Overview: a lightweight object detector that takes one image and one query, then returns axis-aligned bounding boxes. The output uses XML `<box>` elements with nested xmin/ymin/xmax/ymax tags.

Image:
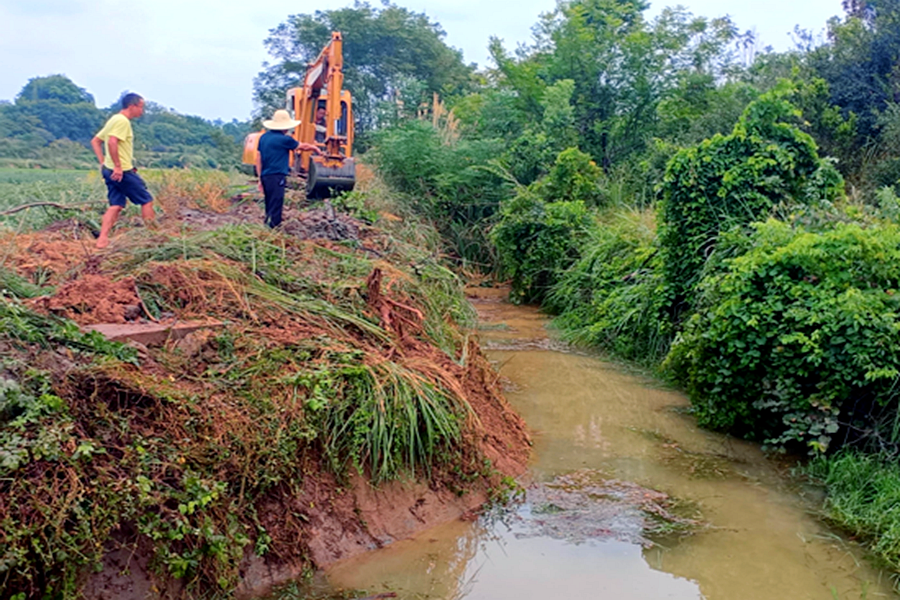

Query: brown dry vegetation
<box><xmin>0</xmin><ymin>174</ymin><xmax>530</xmax><ymax>599</ymax></box>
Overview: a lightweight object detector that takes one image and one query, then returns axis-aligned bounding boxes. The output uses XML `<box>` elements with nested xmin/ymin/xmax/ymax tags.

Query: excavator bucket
<box><xmin>307</xmin><ymin>157</ymin><xmax>356</xmax><ymax>199</ymax></box>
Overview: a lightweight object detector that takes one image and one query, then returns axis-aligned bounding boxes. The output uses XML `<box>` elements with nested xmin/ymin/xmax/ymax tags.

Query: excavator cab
<box><xmin>287</xmin><ymin>87</ymin><xmax>355</xmax><ymax>198</ymax></box>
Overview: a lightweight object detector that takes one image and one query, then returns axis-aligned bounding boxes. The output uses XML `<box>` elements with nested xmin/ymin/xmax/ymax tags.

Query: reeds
<box><xmin>547</xmin><ymin>205</ymin><xmax>670</xmax><ymax>365</ymax></box>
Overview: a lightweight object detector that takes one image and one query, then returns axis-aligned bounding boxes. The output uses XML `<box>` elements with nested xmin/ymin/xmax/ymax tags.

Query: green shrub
<box><xmin>371</xmin><ymin>120</ymin><xmax>508</xmax><ymax>268</ymax></box>
<box><xmin>497</xmin><ymin>79</ymin><xmax>578</xmax><ymax>187</ymax></box>
<box><xmin>501</xmin><ymin>130</ymin><xmax>556</xmax><ymax>186</ymax></box>
<box><xmin>548</xmin><ymin>207</ymin><xmax>669</xmax><ymax>364</ymax></box>
<box><xmin>666</xmin><ymin>219</ymin><xmax>900</xmax><ymax>452</ymax></box>
<box><xmin>539</xmin><ymin>147</ymin><xmax>606</xmax><ymax>207</ymax></box>
<box><xmin>658</xmin><ymin>84</ymin><xmax>845</xmax><ymax>323</ymax></box>
<box><xmin>492</xmin><ymin>189</ymin><xmax>595</xmax><ymax>304</ymax></box>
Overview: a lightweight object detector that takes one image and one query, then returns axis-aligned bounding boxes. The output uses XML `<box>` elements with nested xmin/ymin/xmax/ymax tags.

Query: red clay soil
<box><xmin>30</xmin><ymin>274</ymin><xmax>142</xmax><ymax>324</ymax></box>
<box><xmin>5</xmin><ymin>209</ymin><xmax>532</xmax><ymax>600</ymax></box>
<box><xmin>1</xmin><ymin>231</ymin><xmax>96</xmax><ymax>284</ymax></box>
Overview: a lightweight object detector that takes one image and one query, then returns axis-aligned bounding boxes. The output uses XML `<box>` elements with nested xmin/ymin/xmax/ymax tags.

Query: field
<box><xmin>0</xmin><ymin>168</ymin><xmax>252</xmax><ymax>233</ymax></box>
<box><xmin>0</xmin><ymin>168</ymin><xmax>102</xmax><ymax>230</ymax></box>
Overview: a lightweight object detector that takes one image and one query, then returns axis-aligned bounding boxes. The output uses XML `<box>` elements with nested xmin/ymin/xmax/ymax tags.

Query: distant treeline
<box><xmin>0</xmin><ymin>75</ymin><xmax>253</xmax><ymax>169</ymax></box>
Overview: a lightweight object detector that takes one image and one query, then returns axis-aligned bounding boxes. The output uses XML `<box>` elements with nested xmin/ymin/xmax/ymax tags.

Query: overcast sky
<box><xmin>0</xmin><ymin>0</ymin><xmax>844</xmax><ymax>122</ymax></box>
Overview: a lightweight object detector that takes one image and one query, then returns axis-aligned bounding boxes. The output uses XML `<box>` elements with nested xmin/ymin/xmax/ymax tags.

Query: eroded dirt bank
<box><xmin>0</xmin><ymin>192</ymin><xmax>530</xmax><ymax>599</ymax></box>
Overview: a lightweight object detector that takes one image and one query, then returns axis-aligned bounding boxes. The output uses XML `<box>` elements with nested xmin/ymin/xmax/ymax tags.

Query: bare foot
<box><xmin>96</xmin><ymin>237</ymin><xmax>110</xmax><ymax>249</ymax></box>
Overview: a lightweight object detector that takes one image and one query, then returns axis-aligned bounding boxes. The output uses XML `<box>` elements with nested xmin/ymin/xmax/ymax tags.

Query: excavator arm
<box><xmin>291</xmin><ymin>32</ymin><xmax>355</xmax><ymax>197</ymax></box>
<box><xmin>300</xmin><ymin>32</ymin><xmax>346</xmax><ymax>159</ymax></box>
<box><xmin>243</xmin><ymin>31</ymin><xmax>355</xmax><ymax>198</ymax></box>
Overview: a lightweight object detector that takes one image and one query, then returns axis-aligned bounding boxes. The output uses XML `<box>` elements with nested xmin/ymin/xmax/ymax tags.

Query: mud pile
<box><xmin>176</xmin><ymin>198</ymin><xmax>361</xmax><ymax>242</ymax></box>
<box><xmin>0</xmin><ymin>195</ymin><xmax>530</xmax><ymax>599</ymax></box>
<box><xmin>31</xmin><ymin>274</ymin><xmax>143</xmax><ymax>324</ymax></box>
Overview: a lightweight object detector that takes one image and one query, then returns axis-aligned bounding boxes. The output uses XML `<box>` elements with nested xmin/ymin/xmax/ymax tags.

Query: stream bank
<box><xmin>299</xmin><ymin>287</ymin><xmax>897</xmax><ymax>600</ymax></box>
<box><xmin>0</xmin><ymin>194</ymin><xmax>531</xmax><ymax>599</ymax></box>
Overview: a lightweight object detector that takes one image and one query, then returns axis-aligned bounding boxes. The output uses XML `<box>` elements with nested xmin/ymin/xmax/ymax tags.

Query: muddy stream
<box><xmin>281</xmin><ymin>289</ymin><xmax>897</xmax><ymax>600</ymax></box>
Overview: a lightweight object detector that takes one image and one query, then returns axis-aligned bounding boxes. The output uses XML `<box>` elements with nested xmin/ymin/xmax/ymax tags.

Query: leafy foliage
<box><xmin>658</xmin><ymin>85</ymin><xmax>845</xmax><ymax>321</ymax></box>
<box><xmin>490</xmin><ymin>1</ymin><xmax>739</xmax><ymax>169</ymax></box>
<box><xmin>492</xmin><ymin>189</ymin><xmax>595</xmax><ymax>304</ymax></box>
<box><xmin>370</xmin><ymin>119</ymin><xmax>508</xmax><ymax>267</ymax></box>
<box><xmin>254</xmin><ymin>1</ymin><xmax>474</xmax><ymax>136</ymax></box>
<box><xmin>666</xmin><ymin>220</ymin><xmax>900</xmax><ymax>452</ymax></box>
<box><xmin>539</xmin><ymin>147</ymin><xmax>606</xmax><ymax>206</ymax></box>
<box><xmin>804</xmin><ymin>0</ymin><xmax>900</xmax><ymax>187</ymax></box>
<box><xmin>547</xmin><ymin>207</ymin><xmax>669</xmax><ymax>364</ymax></box>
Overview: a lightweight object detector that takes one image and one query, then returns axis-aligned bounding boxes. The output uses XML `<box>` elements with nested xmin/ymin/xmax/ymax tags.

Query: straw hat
<box><xmin>263</xmin><ymin>109</ymin><xmax>301</xmax><ymax>130</ymax></box>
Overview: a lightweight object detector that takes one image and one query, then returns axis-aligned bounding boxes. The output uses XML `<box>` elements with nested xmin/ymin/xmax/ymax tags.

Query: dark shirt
<box><xmin>258</xmin><ymin>130</ymin><xmax>299</xmax><ymax>176</ymax></box>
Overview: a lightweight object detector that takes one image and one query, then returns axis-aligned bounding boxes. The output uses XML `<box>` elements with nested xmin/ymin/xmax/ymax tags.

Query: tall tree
<box><xmin>810</xmin><ymin>0</ymin><xmax>900</xmax><ymax>139</ymax></box>
<box><xmin>489</xmin><ymin>0</ymin><xmax>737</xmax><ymax>170</ymax></box>
<box><xmin>13</xmin><ymin>75</ymin><xmax>103</xmax><ymax>144</ymax></box>
<box><xmin>16</xmin><ymin>75</ymin><xmax>95</xmax><ymax>105</ymax></box>
<box><xmin>254</xmin><ymin>1</ymin><xmax>476</xmax><ymax>134</ymax></box>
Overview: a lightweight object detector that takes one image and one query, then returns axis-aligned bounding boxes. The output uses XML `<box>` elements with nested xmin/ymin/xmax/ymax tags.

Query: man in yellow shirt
<box><xmin>90</xmin><ymin>93</ymin><xmax>155</xmax><ymax>249</ymax></box>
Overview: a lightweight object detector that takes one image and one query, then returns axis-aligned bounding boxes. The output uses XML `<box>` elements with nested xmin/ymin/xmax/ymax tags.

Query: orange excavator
<box><xmin>243</xmin><ymin>31</ymin><xmax>355</xmax><ymax>198</ymax></box>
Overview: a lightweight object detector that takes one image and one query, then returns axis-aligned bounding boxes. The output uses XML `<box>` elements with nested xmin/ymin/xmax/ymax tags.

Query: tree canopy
<box><xmin>253</xmin><ymin>1</ymin><xmax>476</xmax><ymax>135</ymax></box>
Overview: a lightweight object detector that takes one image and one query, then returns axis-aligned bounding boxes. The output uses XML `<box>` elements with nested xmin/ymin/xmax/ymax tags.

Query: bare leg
<box><xmin>96</xmin><ymin>205</ymin><xmax>123</xmax><ymax>249</ymax></box>
<box><xmin>141</xmin><ymin>201</ymin><xmax>156</xmax><ymax>226</ymax></box>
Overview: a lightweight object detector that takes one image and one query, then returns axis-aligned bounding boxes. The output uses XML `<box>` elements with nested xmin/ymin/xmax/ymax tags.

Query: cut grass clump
<box><xmin>298</xmin><ymin>358</ymin><xmax>464</xmax><ymax>482</ymax></box>
<box><xmin>808</xmin><ymin>451</ymin><xmax>900</xmax><ymax>571</ymax></box>
<box><xmin>0</xmin><ymin>267</ymin><xmax>47</xmax><ymax>299</ymax></box>
<box><xmin>0</xmin><ymin>192</ymin><xmax>504</xmax><ymax>597</ymax></box>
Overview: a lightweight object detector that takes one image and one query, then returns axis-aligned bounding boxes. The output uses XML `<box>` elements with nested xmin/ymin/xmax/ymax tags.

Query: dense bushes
<box><xmin>492</xmin><ymin>190</ymin><xmax>594</xmax><ymax>304</ymax></box>
<box><xmin>370</xmin><ymin>120</ymin><xmax>508</xmax><ymax>268</ymax></box>
<box><xmin>547</xmin><ymin>208</ymin><xmax>669</xmax><ymax>364</ymax></box>
<box><xmin>492</xmin><ymin>146</ymin><xmax>605</xmax><ymax>303</ymax></box>
<box><xmin>539</xmin><ymin>147</ymin><xmax>606</xmax><ymax>206</ymax></box>
<box><xmin>658</xmin><ymin>87</ymin><xmax>845</xmax><ymax>321</ymax></box>
<box><xmin>667</xmin><ymin>220</ymin><xmax>900</xmax><ymax>451</ymax></box>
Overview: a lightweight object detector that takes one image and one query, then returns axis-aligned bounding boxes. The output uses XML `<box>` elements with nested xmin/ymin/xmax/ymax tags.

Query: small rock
<box><xmin>123</xmin><ymin>305</ymin><xmax>142</xmax><ymax>321</ymax></box>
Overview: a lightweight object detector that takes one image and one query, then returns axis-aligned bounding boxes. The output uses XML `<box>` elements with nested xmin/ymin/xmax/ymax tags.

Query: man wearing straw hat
<box><xmin>256</xmin><ymin>109</ymin><xmax>320</xmax><ymax>228</ymax></box>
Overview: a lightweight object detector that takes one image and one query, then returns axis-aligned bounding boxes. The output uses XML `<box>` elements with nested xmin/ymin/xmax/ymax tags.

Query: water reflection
<box><xmin>325</xmin><ymin>506</ymin><xmax>703</xmax><ymax>600</ymax></box>
<box><xmin>279</xmin><ymin>289</ymin><xmax>895</xmax><ymax>600</ymax></box>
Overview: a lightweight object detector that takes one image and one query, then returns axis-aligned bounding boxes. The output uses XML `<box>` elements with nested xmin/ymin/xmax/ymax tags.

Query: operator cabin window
<box><xmin>285</xmin><ymin>91</ymin><xmax>297</xmax><ymax>120</ymax></box>
<box><xmin>337</xmin><ymin>102</ymin><xmax>348</xmax><ymax>136</ymax></box>
<box><xmin>314</xmin><ymin>101</ymin><xmax>327</xmax><ymax>143</ymax></box>
<box><xmin>336</xmin><ymin>102</ymin><xmax>349</xmax><ymax>155</ymax></box>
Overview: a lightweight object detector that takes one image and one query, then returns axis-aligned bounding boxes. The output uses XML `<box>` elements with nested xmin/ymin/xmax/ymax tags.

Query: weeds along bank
<box><xmin>0</xmin><ymin>169</ymin><xmax>531</xmax><ymax>598</ymax></box>
<box><xmin>549</xmin><ymin>91</ymin><xmax>900</xmax><ymax>573</ymax></box>
<box><xmin>371</xmin><ymin>84</ymin><xmax>900</xmax><ymax>577</ymax></box>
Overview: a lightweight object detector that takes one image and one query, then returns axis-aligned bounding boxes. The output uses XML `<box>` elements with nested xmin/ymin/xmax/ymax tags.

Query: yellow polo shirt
<box><xmin>95</xmin><ymin>114</ymin><xmax>135</xmax><ymax>170</ymax></box>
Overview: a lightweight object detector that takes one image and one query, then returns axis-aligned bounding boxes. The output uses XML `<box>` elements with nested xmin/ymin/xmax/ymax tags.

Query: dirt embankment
<box><xmin>0</xmin><ymin>195</ymin><xmax>530</xmax><ymax>599</ymax></box>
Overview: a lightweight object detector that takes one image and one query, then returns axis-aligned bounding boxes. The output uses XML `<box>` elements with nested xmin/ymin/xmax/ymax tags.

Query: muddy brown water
<box><xmin>283</xmin><ymin>289</ymin><xmax>898</xmax><ymax>600</ymax></box>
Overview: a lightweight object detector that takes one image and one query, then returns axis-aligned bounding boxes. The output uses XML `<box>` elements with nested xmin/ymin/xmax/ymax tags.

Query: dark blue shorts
<box><xmin>102</xmin><ymin>168</ymin><xmax>154</xmax><ymax>207</ymax></box>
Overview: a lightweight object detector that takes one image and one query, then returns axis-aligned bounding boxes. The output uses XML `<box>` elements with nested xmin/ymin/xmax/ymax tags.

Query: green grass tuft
<box><xmin>808</xmin><ymin>451</ymin><xmax>900</xmax><ymax>572</ymax></box>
